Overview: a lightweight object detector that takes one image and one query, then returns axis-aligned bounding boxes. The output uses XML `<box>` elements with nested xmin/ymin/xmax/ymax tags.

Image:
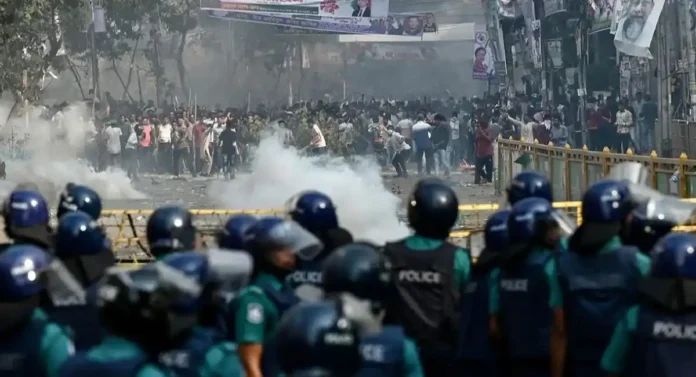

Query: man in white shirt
<box><xmin>448</xmin><ymin>111</ymin><xmax>460</xmax><ymax>166</ymax></box>
<box><xmin>157</xmin><ymin>119</ymin><xmax>173</xmax><ymax>174</ymax></box>
<box><xmin>103</xmin><ymin>122</ymin><xmax>122</xmax><ymax>169</ymax></box>
<box><xmin>308</xmin><ymin>121</ymin><xmax>327</xmax><ymax>155</ymax></box>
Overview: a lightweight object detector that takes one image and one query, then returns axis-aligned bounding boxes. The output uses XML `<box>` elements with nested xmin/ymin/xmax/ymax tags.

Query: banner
<box><xmin>588</xmin><ymin>0</ymin><xmax>618</xmax><ymax>33</ymax></box>
<box><xmin>274</xmin><ymin>12</ymin><xmax>437</xmax><ymax>34</ymax></box>
<box><xmin>201</xmin><ymin>0</ymin><xmax>389</xmax><ymax>18</ymax></box>
<box><xmin>543</xmin><ymin>0</ymin><xmax>566</xmax><ymax>16</ymax></box>
<box><xmin>207</xmin><ymin>10</ymin><xmax>428</xmax><ymax>35</ymax></box>
<box><xmin>613</xmin><ymin>0</ymin><xmax>664</xmax><ymax>57</ymax></box>
<box><xmin>473</xmin><ymin>31</ymin><xmax>496</xmax><ymax>80</ymax></box>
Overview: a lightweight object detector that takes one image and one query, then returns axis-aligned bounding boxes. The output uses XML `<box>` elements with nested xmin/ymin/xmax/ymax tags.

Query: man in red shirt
<box><xmin>475</xmin><ymin>119</ymin><xmax>494</xmax><ymax>184</ymax></box>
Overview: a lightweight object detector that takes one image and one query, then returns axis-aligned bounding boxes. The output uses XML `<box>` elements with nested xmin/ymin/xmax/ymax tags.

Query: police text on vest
<box><xmin>398</xmin><ymin>270</ymin><xmax>441</xmax><ymax>284</ymax></box>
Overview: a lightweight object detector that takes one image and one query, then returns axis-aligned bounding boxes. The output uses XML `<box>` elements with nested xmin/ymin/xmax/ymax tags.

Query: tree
<box><xmin>157</xmin><ymin>0</ymin><xmax>198</xmax><ymax>104</ymax></box>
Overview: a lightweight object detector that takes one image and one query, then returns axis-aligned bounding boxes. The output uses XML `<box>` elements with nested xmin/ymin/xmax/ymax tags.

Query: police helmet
<box><xmin>507</xmin><ymin>197</ymin><xmax>556</xmax><ymax>247</ymax></box>
<box><xmin>581</xmin><ymin>179</ymin><xmax>633</xmax><ymax>223</ymax></box>
<box><xmin>623</xmin><ymin>201</ymin><xmax>677</xmax><ymax>254</ymax></box>
<box><xmin>4</xmin><ymin>190</ymin><xmax>49</xmax><ymax>228</ymax></box>
<box><xmin>407</xmin><ymin>178</ymin><xmax>459</xmax><ymax>239</ymax></box>
<box><xmin>217</xmin><ymin>214</ymin><xmax>257</xmax><ymax>250</ymax></box>
<box><xmin>277</xmin><ymin>301</ymin><xmax>362</xmax><ymax>377</ymax></box>
<box><xmin>321</xmin><ymin>242</ymin><xmax>391</xmax><ymax>303</ymax></box>
<box><xmin>650</xmin><ymin>233</ymin><xmax>696</xmax><ymax>279</ymax></box>
<box><xmin>146</xmin><ymin>206</ymin><xmax>197</xmax><ymax>258</ymax></box>
<box><xmin>507</xmin><ymin>171</ymin><xmax>552</xmax><ymax>206</ymax></box>
<box><xmin>245</xmin><ymin>217</ymin><xmax>323</xmax><ymax>262</ymax></box>
<box><xmin>286</xmin><ymin>191</ymin><xmax>339</xmax><ymax>236</ymax></box>
<box><xmin>0</xmin><ymin>244</ymin><xmax>51</xmax><ymax>302</ymax></box>
<box><xmin>98</xmin><ymin>263</ymin><xmax>201</xmax><ymax>352</ymax></box>
<box><xmin>57</xmin><ymin>183</ymin><xmax>102</xmax><ymax>220</ymax></box>
<box><xmin>477</xmin><ymin>209</ymin><xmax>511</xmax><ymax>269</ymax></box>
<box><xmin>55</xmin><ymin>212</ymin><xmax>110</xmax><ymax>257</ymax></box>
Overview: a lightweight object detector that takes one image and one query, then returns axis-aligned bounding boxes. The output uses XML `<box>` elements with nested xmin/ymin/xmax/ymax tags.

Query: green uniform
<box><xmin>600</xmin><ymin>305</ymin><xmax>640</xmax><ymax>374</ymax></box>
<box><xmin>34</xmin><ymin>309</ymin><xmax>75</xmax><ymax>377</ymax></box>
<box><xmin>404</xmin><ymin>235</ymin><xmax>471</xmax><ymax>289</ymax></box>
<box><xmin>87</xmin><ymin>336</ymin><xmax>170</xmax><ymax>377</ymax></box>
<box><xmin>234</xmin><ymin>273</ymin><xmax>287</xmax><ymax>344</ymax></box>
<box><xmin>200</xmin><ymin>341</ymin><xmax>243</xmax><ymax>377</ymax></box>
<box><xmin>402</xmin><ymin>336</ymin><xmax>425</xmax><ymax>377</ymax></box>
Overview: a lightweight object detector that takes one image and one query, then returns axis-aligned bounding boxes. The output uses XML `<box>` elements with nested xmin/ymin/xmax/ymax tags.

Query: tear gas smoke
<box><xmin>0</xmin><ymin>101</ymin><xmax>144</xmax><ymax>203</ymax></box>
<box><xmin>208</xmin><ymin>132</ymin><xmax>410</xmax><ymax>243</ymax></box>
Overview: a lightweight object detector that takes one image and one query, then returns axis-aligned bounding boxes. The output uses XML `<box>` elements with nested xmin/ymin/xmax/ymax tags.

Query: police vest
<box><xmin>557</xmin><ymin>246</ymin><xmax>639</xmax><ymax>362</ymax></box>
<box><xmin>383</xmin><ymin>239</ymin><xmax>460</xmax><ymax>349</ymax></box>
<box><xmin>458</xmin><ymin>269</ymin><xmax>495</xmax><ymax>361</ymax></box>
<box><xmin>286</xmin><ymin>258</ymin><xmax>324</xmax><ymax>288</ymax></box>
<box><xmin>159</xmin><ymin>327</ymin><xmax>220</xmax><ymax>377</ymax></box>
<box><xmin>625</xmin><ymin>306</ymin><xmax>696</xmax><ymax>377</ymax></box>
<box><xmin>499</xmin><ymin>251</ymin><xmax>553</xmax><ymax>359</ymax></box>
<box><xmin>356</xmin><ymin>326</ymin><xmax>405</xmax><ymax>377</ymax></box>
<box><xmin>43</xmin><ymin>282</ymin><xmax>103</xmax><ymax>351</ymax></box>
<box><xmin>58</xmin><ymin>349</ymin><xmax>150</xmax><ymax>377</ymax></box>
<box><xmin>0</xmin><ymin>314</ymin><xmax>49</xmax><ymax>377</ymax></box>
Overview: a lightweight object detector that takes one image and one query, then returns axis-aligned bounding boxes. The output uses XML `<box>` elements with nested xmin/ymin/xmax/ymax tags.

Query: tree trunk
<box><xmin>67</xmin><ymin>58</ymin><xmax>87</xmax><ymax>100</ymax></box>
<box><xmin>112</xmin><ymin>59</ymin><xmax>136</xmax><ymax>103</ymax></box>
<box><xmin>176</xmin><ymin>30</ymin><xmax>189</xmax><ymax>104</ymax></box>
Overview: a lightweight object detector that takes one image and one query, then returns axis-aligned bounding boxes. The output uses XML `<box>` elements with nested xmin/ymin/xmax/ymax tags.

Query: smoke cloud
<box><xmin>0</xmin><ymin>101</ymin><xmax>144</xmax><ymax>203</ymax></box>
<box><xmin>208</xmin><ymin>132</ymin><xmax>409</xmax><ymax>243</ymax></box>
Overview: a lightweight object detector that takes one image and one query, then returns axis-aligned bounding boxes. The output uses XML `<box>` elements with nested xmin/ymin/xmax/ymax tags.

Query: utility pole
<box><xmin>577</xmin><ymin>7</ymin><xmax>589</xmax><ymax>147</ymax></box>
<box><xmin>678</xmin><ymin>0</ymin><xmax>696</xmax><ymax>121</ymax></box>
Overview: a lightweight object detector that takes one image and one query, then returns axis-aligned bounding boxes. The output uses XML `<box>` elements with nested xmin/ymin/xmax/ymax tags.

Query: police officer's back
<box><xmin>322</xmin><ymin>242</ymin><xmax>424</xmax><ymax>377</ymax></box>
<box><xmin>601</xmin><ymin>233</ymin><xmax>696</xmax><ymax>377</ymax></box>
<box><xmin>146</xmin><ymin>206</ymin><xmax>197</xmax><ymax>260</ymax></box>
<box><xmin>160</xmin><ymin>250</ymin><xmax>251</xmax><ymax>377</ymax></box>
<box><xmin>57</xmin><ymin>183</ymin><xmax>102</xmax><ymax>220</ymax></box>
<box><xmin>0</xmin><ymin>190</ymin><xmax>53</xmax><ymax>251</ymax></box>
<box><xmin>458</xmin><ymin>209</ymin><xmax>510</xmax><ymax>377</ymax></box>
<box><xmin>383</xmin><ymin>178</ymin><xmax>470</xmax><ymax>377</ymax></box>
<box><xmin>285</xmin><ymin>190</ymin><xmax>354</xmax><ymax>288</ymax></box>
<box><xmin>43</xmin><ymin>211</ymin><xmax>114</xmax><ymax>351</ymax></box>
<box><xmin>0</xmin><ymin>245</ymin><xmax>76</xmax><ymax>377</ymax></box>
<box><xmin>230</xmin><ymin>217</ymin><xmax>322</xmax><ymax>377</ymax></box>
<box><xmin>490</xmin><ymin>197</ymin><xmax>568</xmax><ymax>377</ymax></box>
<box><xmin>58</xmin><ymin>263</ymin><xmax>202</xmax><ymax>377</ymax></box>
<box><xmin>555</xmin><ymin>180</ymin><xmax>650</xmax><ymax>377</ymax></box>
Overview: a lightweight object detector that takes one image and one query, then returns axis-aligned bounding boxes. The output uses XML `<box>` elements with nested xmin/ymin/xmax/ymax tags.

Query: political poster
<box><xmin>201</xmin><ymin>0</ymin><xmax>389</xmax><ymax>18</ymax></box>
<box><xmin>206</xmin><ymin>10</ymin><xmax>428</xmax><ymax>35</ymax></box>
<box><xmin>613</xmin><ymin>0</ymin><xmax>664</xmax><ymax>57</ymax></box>
<box><xmin>473</xmin><ymin>31</ymin><xmax>496</xmax><ymax>80</ymax></box>
<box><xmin>588</xmin><ymin>0</ymin><xmax>618</xmax><ymax>33</ymax></box>
<box><xmin>544</xmin><ymin>0</ymin><xmax>566</xmax><ymax>16</ymax></box>
<box><xmin>274</xmin><ymin>12</ymin><xmax>437</xmax><ymax>34</ymax></box>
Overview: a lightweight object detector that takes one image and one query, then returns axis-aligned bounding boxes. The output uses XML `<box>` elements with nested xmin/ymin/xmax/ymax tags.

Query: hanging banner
<box><xmin>207</xmin><ymin>10</ymin><xmax>427</xmax><ymax>35</ymax></box>
<box><xmin>273</xmin><ymin>12</ymin><xmax>437</xmax><ymax>34</ymax></box>
<box><xmin>613</xmin><ymin>0</ymin><xmax>664</xmax><ymax>57</ymax></box>
<box><xmin>473</xmin><ymin>31</ymin><xmax>496</xmax><ymax>80</ymax></box>
<box><xmin>588</xmin><ymin>0</ymin><xmax>618</xmax><ymax>33</ymax></box>
<box><xmin>544</xmin><ymin>0</ymin><xmax>566</xmax><ymax>16</ymax></box>
<box><xmin>201</xmin><ymin>0</ymin><xmax>389</xmax><ymax>18</ymax></box>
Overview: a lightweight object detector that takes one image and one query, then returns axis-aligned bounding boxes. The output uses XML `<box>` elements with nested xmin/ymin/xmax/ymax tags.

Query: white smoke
<box><xmin>208</xmin><ymin>133</ymin><xmax>409</xmax><ymax>244</ymax></box>
<box><xmin>0</xmin><ymin>101</ymin><xmax>144</xmax><ymax>203</ymax></box>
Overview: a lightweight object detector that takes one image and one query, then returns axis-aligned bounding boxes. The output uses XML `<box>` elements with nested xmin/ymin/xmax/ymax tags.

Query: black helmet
<box><xmin>407</xmin><ymin>178</ymin><xmax>459</xmax><ymax>239</ymax></box>
<box><xmin>321</xmin><ymin>242</ymin><xmax>390</xmax><ymax>303</ymax></box>
<box><xmin>146</xmin><ymin>206</ymin><xmax>196</xmax><ymax>259</ymax></box>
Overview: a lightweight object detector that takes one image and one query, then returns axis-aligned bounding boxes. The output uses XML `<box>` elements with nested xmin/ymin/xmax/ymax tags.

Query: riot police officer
<box><xmin>383</xmin><ymin>178</ymin><xmax>471</xmax><ymax>377</ymax></box>
<box><xmin>600</xmin><ymin>233</ymin><xmax>696</xmax><ymax>377</ymax></box>
<box><xmin>57</xmin><ymin>183</ymin><xmax>102</xmax><ymax>220</ymax></box>
<box><xmin>146</xmin><ymin>206</ymin><xmax>197</xmax><ymax>260</ymax></box>
<box><xmin>230</xmin><ymin>217</ymin><xmax>322</xmax><ymax>377</ymax></box>
<box><xmin>489</xmin><ymin>197</ymin><xmax>571</xmax><ymax>377</ymax></box>
<box><xmin>285</xmin><ymin>190</ymin><xmax>353</xmax><ymax>289</ymax></box>
<box><xmin>322</xmin><ymin>242</ymin><xmax>424</xmax><ymax>377</ymax></box>
<box><xmin>1</xmin><ymin>190</ymin><xmax>53</xmax><ymax>251</ymax></box>
<box><xmin>553</xmin><ymin>179</ymin><xmax>650</xmax><ymax>377</ymax></box>
<box><xmin>58</xmin><ymin>262</ymin><xmax>202</xmax><ymax>377</ymax></box>
<box><xmin>458</xmin><ymin>209</ymin><xmax>510</xmax><ymax>377</ymax></box>
<box><xmin>160</xmin><ymin>250</ymin><xmax>252</xmax><ymax>377</ymax></box>
<box><xmin>622</xmin><ymin>200</ymin><xmax>678</xmax><ymax>254</ymax></box>
<box><xmin>506</xmin><ymin>171</ymin><xmax>553</xmax><ymax>205</ymax></box>
<box><xmin>0</xmin><ymin>244</ymin><xmax>77</xmax><ymax>377</ymax></box>
<box><xmin>217</xmin><ymin>214</ymin><xmax>258</xmax><ymax>250</ymax></box>
<box><xmin>44</xmin><ymin>211</ymin><xmax>114</xmax><ymax>351</ymax></box>
<box><xmin>276</xmin><ymin>299</ymin><xmax>364</xmax><ymax>377</ymax></box>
